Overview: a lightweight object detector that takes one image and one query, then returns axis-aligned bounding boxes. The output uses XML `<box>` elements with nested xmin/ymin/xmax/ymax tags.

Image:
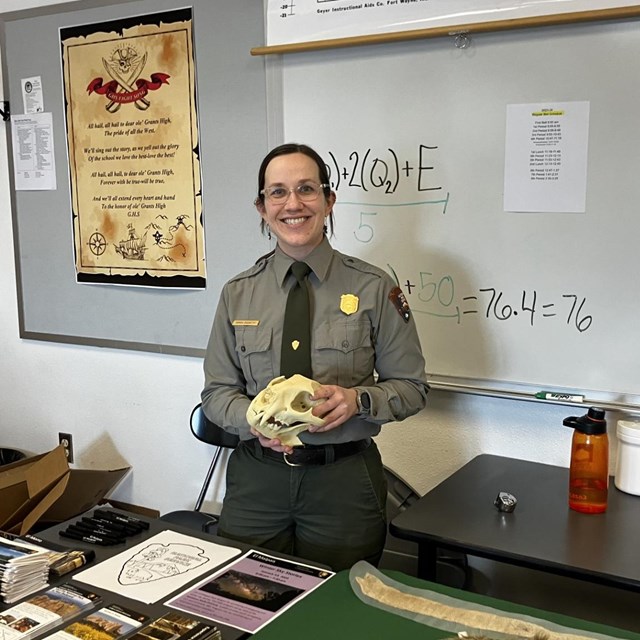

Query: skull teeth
<box><xmin>264</xmin><ymin>416</ymin><xmax>306</xmax><ymax>430</ymax></box>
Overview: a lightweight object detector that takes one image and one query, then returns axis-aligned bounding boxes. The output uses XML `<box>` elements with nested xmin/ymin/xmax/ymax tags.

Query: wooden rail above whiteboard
<box><xmin>251</xmin><ymin>5</ymin><xmax>640</xmax><ymax>56</ymax></box>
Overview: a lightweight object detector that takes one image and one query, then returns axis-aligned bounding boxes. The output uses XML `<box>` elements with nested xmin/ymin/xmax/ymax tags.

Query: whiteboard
<box><xmin>265</xmin><ymin>0</ymin><xmax>640</xmax><ymax>46</ymax></box>
<box><xmin>280</xmin><ymin>19</ymin><xmax>640</xmax><ymax>402</ymax></box>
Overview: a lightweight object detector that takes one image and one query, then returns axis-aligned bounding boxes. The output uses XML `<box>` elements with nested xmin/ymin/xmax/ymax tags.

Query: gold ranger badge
<box><xmin>340</xmin><ymin>294</ymin><xmax>359</xmax><ymax>315</ymax></box>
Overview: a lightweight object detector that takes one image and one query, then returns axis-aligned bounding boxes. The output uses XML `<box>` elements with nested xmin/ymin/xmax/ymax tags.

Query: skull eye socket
<box><xmin>290</xmin><ymin>391</ymin><xmax>314</xmax><ymax>413</ymax></box>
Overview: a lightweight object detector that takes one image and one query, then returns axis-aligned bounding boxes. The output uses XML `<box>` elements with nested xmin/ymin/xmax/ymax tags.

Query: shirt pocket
<box><xmin>314</xmin><ymin>320</ymin><xmax>374</xmax><ymax>386</ymax></box>
<box><xmin>234</xmin><ymin>326</ymin><xmax>275</xmax><ymax>392</ymax></box>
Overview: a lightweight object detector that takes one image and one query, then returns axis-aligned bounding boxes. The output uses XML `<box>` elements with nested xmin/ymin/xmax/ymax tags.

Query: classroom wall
<box><xmin>0</xmin><ymin>0</ymin><xmax>626</xmax><ymax>517</ymax></box>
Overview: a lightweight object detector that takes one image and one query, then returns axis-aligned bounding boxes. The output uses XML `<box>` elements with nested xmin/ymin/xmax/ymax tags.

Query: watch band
<box><xmin>356</xmin><ymin>389</ymin><xmax>371</xmax><ymax>416</ymax></box>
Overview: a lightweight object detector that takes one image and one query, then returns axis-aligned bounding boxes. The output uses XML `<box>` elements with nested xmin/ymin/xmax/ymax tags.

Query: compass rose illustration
<box><xmin>88</xmin><ymin>232</ymin><xmax>107</xmax><ymax>256</ymax></box>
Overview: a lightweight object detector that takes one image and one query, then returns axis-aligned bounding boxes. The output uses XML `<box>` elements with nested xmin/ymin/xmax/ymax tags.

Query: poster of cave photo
<box><xmin>61</xmin><ymin>9</ymin><xmax>205</xmax><ymax>287</ymax></box>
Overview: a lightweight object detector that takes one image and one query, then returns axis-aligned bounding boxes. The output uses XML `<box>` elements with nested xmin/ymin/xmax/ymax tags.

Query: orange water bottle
<box><xmin>563</xmin><ymin>407</ymin><xmax>608</xmax><ymax>514</ymax></box>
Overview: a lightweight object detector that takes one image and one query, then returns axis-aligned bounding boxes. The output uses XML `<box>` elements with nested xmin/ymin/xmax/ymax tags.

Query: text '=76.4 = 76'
<box><xmin>396</xmin><ymin>270</ymin><xmax>593</xmax><ymax>333</ymax></box>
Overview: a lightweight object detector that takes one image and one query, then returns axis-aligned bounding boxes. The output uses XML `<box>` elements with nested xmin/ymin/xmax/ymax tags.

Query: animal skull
<box><xmin>246</xmin><ymin>374</ymin><xmax>325</xmax><ymax>446</ymax></box>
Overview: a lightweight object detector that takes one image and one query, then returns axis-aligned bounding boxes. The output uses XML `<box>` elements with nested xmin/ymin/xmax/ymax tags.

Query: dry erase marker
<box><xmin>59</xmin><ymin>530</ymin><xmax>116</xmax><ymax>546</ymax></box>
<box><xmin>66</xmin><ymin>525</ymin><xmax>123</xmax><ymax>544</ymax></box>
<box><xmin>94</xmin><ymin>509</ymin><xmax>148</xmax><ymax>531</ymax></box>
<box><xmin>72</xmin><ymin>521</ymin><xmax>124</xmax><ymax>540</ymax></box>
<box><xmin>82</xmin><ymin>516</ymin><xmax>130</xmax><ymax>534</ymax></box>
<box><xmin>535</xmin><ymin>391</ymin><xmax>584</xmax><ymax>403</ymax></box>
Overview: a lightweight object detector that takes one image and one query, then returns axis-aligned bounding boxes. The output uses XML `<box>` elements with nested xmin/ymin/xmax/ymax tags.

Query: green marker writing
<box><xmin>535</xmin><ymin>391</ymin><xmax>584</xmax><ymax>403</ymax></box>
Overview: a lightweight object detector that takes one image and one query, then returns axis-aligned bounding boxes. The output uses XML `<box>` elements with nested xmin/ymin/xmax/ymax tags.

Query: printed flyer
<box><xmin>167</xmin><ymin>550</ymin><xmax>334</xmax><ymax>634</ymax></box>
<box><xmin>61</xmin><ymin>9</ymin><xmax>205</xmax><ymax>287</ymax></box>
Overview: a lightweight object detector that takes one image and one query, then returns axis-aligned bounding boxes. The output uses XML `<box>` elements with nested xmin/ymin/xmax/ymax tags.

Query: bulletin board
<box><xmin>4</xmin><ymin>0</ymin><xmax>269</xmax><ymax>356</ymax></box>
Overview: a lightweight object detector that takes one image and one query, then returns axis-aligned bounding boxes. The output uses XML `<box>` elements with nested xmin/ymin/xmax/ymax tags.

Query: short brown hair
<box><xmin>256</xmin><ymin>143</ymin><xmax>334</xmax><ymax>237</ymax></box>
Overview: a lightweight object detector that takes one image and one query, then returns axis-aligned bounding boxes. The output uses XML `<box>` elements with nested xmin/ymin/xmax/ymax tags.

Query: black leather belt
<box><xmin>261</xmin><ymin>439</ymin><xmax>370</xmax><ymax>466</ymax></box>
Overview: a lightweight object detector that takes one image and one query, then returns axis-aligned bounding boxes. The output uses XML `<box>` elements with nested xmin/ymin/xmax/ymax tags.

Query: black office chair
<box><xmin>159</xmin><ymin>403</ymin><xmax>240</xmax><ymax>534</ymax></box>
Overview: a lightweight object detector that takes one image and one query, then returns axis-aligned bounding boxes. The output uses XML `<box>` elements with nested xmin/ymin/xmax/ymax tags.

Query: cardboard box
<box><xmin>0</xmin><ymin>445</ymin><xmax>130</xmax><ymax>534</ymax></box>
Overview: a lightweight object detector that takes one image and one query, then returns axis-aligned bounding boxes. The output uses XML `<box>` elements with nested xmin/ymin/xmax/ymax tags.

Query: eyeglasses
<box><xmin>260</xmin><ymin>182</ymin><xmax>329</xmax><ymax>204</ymax></box>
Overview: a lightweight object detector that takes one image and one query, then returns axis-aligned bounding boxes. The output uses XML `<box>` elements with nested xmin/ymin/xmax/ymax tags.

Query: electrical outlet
<box><xmin>58</xmin><ymin>432</ymin><xmax>74</xmax><ymax>463</ymax></box>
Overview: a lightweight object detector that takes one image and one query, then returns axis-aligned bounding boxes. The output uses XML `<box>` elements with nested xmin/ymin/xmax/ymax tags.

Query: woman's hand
<box><xmin>250</xmin><ymin>428</ymin><xmax>294</xmax><ymax>454</ymax></box>
<box><xmin>308</xmin><ymin>385</ymin><xmax>358</xmax><ymax>433</ymax></box>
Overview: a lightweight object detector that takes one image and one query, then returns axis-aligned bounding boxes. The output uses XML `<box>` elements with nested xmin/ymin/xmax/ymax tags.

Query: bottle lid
<box><xmin>563</xmin><ymin>406</ymin><xmax>607</xmax><ymax>434</ymax></box>
<box><xmin>617</xmin><ymin>420</ymin><xmax>640</xmax><ymax>443</ymax></box>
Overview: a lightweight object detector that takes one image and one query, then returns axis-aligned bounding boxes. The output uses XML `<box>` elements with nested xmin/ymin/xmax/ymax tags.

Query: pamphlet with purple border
<box><xmin>165</xmin><ymin>550</ymin><xmax>334</xmax><ymax>634</ymax></box>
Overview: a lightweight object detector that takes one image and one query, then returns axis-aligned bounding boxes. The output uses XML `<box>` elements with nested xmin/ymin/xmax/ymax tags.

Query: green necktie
<box><xmin>280</xmin><ymin>261</ymin><xmax>312</xmax><ymax>378</ymax></box>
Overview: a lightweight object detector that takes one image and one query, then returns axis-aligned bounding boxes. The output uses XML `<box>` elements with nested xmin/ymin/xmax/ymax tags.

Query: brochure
<box><xmin>0</xmin><ymin>584</ymin><xmax>101</xmax><ymax>640</ymax></box>
<box><xmin>166</xmin><ymin>550</ymin><xmax>334</xmax><ymax>634</ymax></box>
<box><xmin>127</xmin><ymin>612</ymin><xmax>221</xmax><ymax>640</ymax></box>
<box><xmin>0</xmin><ymin>538</ymin><xmax>51</xmax><ymax>603</ymax></box>
<box><xmin>46</xmin><ymin>603</ymin><xmax>149</xmax><ymax>640</ymax></box>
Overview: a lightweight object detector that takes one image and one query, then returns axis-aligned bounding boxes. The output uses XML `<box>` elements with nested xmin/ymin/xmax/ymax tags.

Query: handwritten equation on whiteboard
<box><xmin>326</xmin><ymin>144</ymin><xmax>450</xmax><ymax>243</ymax></box>
<box><xmin>326</xmin><ymin>145</ymin><xmax>445</xmax><ymax>195</ymax></box>
<box><xmin>325</xmin><ymin>144</ymin><xmax>594</xmax><ymax>334</ymax></box>
<box><xmin>397</xmin><ymin>271</ymin><xmax>593</xmax><ymax>334</ymax></box>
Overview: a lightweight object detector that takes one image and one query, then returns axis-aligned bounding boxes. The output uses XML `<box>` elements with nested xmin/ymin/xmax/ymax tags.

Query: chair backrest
<box><xmin>190</xmin><ymin>403</ymin><xmax>240</xmax><ymax>449</ymax></box>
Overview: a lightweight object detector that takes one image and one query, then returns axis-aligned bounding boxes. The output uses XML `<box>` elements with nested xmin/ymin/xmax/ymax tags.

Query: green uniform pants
<box><xmin>218</xmin><ymin>439</ymin><xmax>388</xmax><ymax>572</ymax></box>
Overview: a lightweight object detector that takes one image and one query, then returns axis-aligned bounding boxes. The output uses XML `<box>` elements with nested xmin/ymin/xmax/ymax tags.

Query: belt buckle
<box><xmin>283</xmin><ymin>451</ymin><xmax>304</xmax><ymax>467</ymax></box>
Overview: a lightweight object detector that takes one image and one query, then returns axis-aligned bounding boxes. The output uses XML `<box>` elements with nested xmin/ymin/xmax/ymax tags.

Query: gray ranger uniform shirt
<box><xmin>202</xmin><ymin>237</ymin><xmax>429</xmax><ymax>444</ymax></box>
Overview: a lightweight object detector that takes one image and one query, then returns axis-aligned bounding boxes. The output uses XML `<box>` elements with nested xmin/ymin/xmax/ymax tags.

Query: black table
<box><xmin>21</xmin><ymin>508</ymin><xmax>334</xmax><ymax>639</ymax></box>
<box><xmin>5</xmin><ymin>506</ymin><xmax>640</xmax><ymax>639</ymax></box>
<box><xmin>7</xmin><ymin>509</ymin><xmax>257</xmax><ymax>639</ymax></box>
<box><xmin>390</xmin><ymin>454</ymin><xmax>640</xmax><ymax>591</ymax></box>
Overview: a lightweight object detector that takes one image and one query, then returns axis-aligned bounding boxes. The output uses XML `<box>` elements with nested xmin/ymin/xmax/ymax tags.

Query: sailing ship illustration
<box><xmin>115</xmin><ymin>223</ymin><xmax>147</xmax><ymax>260</ymax></box>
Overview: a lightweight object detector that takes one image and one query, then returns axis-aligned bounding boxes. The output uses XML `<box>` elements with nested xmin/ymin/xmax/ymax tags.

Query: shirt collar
<box><xmin>274</xmin><ymin>237</ymin><xmax>333</xmax><ymax>287</ymax></box>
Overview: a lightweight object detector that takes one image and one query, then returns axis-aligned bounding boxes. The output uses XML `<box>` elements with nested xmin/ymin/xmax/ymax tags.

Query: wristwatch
<box><xmin>356</xmin><ymin>389</ymin><xmax>372</xmax><ymax>416</ymax></box>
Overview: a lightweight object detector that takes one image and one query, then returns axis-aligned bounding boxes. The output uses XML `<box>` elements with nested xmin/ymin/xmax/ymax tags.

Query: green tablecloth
<box><xmin>252</xmin><ymin>568</ymin><xmax>640</xmax><ymax>640</ymax></box>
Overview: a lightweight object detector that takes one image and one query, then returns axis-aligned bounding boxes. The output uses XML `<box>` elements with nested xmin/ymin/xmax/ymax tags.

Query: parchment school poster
<box><xmin>61</xmin><ymin>9</ymin><xmax>205</xmax><ymax>288</ymax></box>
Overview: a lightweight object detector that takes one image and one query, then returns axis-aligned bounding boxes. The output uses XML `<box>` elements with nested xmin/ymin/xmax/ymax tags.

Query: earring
<box><xmin>266</xmin><ymin>225</ymin><xmax>272</xmax><ymax>241</ymax></box>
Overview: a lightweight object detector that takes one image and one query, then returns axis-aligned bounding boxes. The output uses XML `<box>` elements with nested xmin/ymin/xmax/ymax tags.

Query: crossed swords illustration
<box><xmin>102</xmin><ymin>51</ymin><xmax>150</xmax><ymax>112</ymax></box>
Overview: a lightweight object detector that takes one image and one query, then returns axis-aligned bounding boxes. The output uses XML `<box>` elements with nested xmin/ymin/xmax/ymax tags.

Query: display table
<box><xmin>6</xmin><ymin>505</ymin><xmax>639</xmax><ymax>640</ymax></box>
<box><xmin>390</xmin><ymin>454</ymin><xmax>640</xmax><ymax>590</ymax></box>
<box><xmin>251</xmin><ymin>568</ymin><xmax>640</xmax><ymax>640</ymax></box>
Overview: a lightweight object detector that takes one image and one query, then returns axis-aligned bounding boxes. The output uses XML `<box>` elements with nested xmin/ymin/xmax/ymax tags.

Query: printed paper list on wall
<box><xmin>11</xmin><ymin>113</ymin><xmax>56</xmax><ymax>190</ymax></box>
<box><xmin>504</xmin><ymin>102</ymin><xmax>590</xmax><ymax>213</ymax></box>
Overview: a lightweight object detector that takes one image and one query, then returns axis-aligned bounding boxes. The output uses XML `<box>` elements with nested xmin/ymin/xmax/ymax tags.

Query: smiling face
<box><xmin>256</xmin><ymin>152</ymin><xmax>335</xmax><ymax>260</ymax></box>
